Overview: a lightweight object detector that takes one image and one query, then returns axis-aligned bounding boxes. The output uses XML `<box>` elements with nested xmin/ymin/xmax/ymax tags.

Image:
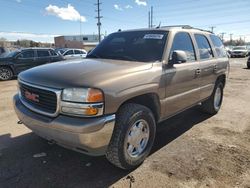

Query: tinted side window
<box><xmin>37</xmin><ymin>50</ymin><xmax>50</xmax><ymax>57</ymax></box>
<box><xmin>74</xmin><ymin>50</ymin><xmax>82</xmax><ymax>54</ymax></box>
<box><xmin>49</xmin><ymin>49</ymin><xmax>57</xmax><ymax>56</ymax></box>
<box><xmin>195</xmin><ymin>34</ymin><xmax>214</xmax><ymax>60</ymax></box>
<box><xmin>210</xmin><ymin>35</ymin><xmax>227</xmax><ymax>58</ymax></box>
<box><xmin>20</xmin><ymin>50</ymin><xmax>35</xmax><ymax>58</ymax></box>
<box><xmin>170</xmin><ymin>32</ymin><xmax>196</xmax><ymax>62</ymax></box>
<box><xmin>65</xmin><ymin>50</ymin><xmax>73</xmax><ymax>55</ymax></box>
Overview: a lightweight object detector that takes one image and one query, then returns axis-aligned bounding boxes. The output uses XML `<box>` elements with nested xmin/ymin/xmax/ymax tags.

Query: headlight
<box><xmin>62</xmin><ymin>88</ymin><xmax>103</xmax><ymax>103</ymax></box>
<box><xmin>61</xmin><ymin>88</ymin><xmax>104</xmax><ymax>117</ymax></box>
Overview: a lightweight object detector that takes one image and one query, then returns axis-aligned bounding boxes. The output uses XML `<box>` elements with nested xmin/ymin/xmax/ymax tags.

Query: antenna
<box><xmin>156</xmin><ymin>22</ymin><xmax>161</xmax><ymax>29</ymax></box>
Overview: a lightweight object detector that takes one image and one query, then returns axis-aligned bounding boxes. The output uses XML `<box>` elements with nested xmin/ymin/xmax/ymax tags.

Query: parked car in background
<box><xmin>0</xmin><ymin>47</ymin><xmax>8</xmax><ymax>56</ymax></box>
<box><xmin>54</xmin><ymin>48</ymin><xmax>67</xmax><ymax>55</ymax></box>
<box><xmin>62</xmin><ymin>49</ymin><xmax>87</xmax><ymax>59</ymax></box>
<box><xmin>231</xmin><ymin>46</ymin><xmax>249</xmax><ymax>57</ymax></box>
<box><xmin>247</xmin><ymin>56</ymin><xmax>250</xmax><ymax>68</ymax></box>
<box><xmin>0</xmin><ymin>48</ymin><xmax>63</xmax><ymax>80</ymax></box>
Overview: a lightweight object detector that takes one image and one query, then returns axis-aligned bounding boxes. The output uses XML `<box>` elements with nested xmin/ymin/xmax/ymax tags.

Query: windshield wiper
<box><xmin>104</xmin><ymin>55</ymin><xmax>137</xmax><ymax>61</ymax></box>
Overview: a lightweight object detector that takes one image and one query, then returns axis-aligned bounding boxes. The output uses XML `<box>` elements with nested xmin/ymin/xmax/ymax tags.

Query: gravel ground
<box><xmin>0</xmin><ymin>58</ymin><xmax>249</xmax><ymax>188</ymax></box>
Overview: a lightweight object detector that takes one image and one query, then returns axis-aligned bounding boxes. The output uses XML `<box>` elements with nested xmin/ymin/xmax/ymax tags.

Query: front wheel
<box><xmin>106</xmin><ymin>103</ymin><xmax>156</xmax><ymax>170</ymax></box>
<box><xmin>201</xmin><ymin>82</ymin><xmax>224</xmax><ymax>115</ymax></box>
<box><xmin>0</xmin><ymin>67</ymin><xmax>13</xmax><ymax>81</ymax></box>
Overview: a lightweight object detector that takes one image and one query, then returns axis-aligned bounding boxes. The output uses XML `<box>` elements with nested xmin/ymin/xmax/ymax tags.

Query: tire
<box><xmin>247</xmin><ymin>64</ymin><xmax>250</xmax><ymax>69</ymax></box>
<box><xmin>106</xmin><ymin>103</ymin><xmax>156</xmax><ymax>170</ymax></box>
<box><xmin>201</xmin><ymin>81</ymin><xmax>224</xmax><ymax>115</ymax></box>
<box><xmin>0</xmin><ymin>67</ymin><xmax>13</xmax><ymax>81</ymax></box>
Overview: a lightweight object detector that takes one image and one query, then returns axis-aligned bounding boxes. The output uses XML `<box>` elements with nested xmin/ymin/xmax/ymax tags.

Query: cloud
<box><xmin>0</xmin><ymin>31</ymin><xmax>58</xmax><ymax>43</ymax></box>
<box><xmin>45</xmin><ymin>4</ymin><xmax>86</xmax><ymax>22</ymax></box>
<box><xmin>16</xmin><ymin>0</ymin><xmax>21</xmax><ymax>3</ymax></box>
<box><xmin>114</xmin><ymin>4</ymin><xmax>123</xmax><ymax>11</ymax></box>
<box><xmin>125</xmin><ymin>5</ymin><xmax>133</xmax><ymax>9</ymax></box>
<box><xmin>135</xmin><ymin>0</ymin><xmax>147</xmax><ymax>6</ymax></box>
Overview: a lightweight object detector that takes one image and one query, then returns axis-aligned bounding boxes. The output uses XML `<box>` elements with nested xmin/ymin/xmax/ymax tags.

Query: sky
<box><xmin>0</xmin><ymin>0</ymin><xmax>250</xmax><ymax>43</ymax></box>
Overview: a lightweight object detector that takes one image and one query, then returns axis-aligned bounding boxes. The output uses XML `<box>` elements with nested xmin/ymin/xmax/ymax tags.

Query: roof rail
<box><xmin>159</xmin><ymin>25</ymin><xmax>193</xmax><ymax>29</ymax></box>
<box><xmin>158</xmin><ymin>25</ymin><xmax>213</xmax><ymax>33</ymax></box>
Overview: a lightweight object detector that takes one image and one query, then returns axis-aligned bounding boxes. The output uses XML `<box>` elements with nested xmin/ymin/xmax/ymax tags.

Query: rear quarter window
<box><xmin>37</xmin><ymin>50</ymin><xmax>50</xmax><ymax>57</ymax></box>
<box><xmin>210</xmin><ymin>35</ymin><xmax>227</xmax><ymax>58</ymax></box>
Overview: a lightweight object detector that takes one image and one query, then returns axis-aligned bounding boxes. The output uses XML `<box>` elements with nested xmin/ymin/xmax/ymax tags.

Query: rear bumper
<box><xmin>13</xmin><ymin>94</ymin><xmax>115</xmax><ymax>156</ymax></box>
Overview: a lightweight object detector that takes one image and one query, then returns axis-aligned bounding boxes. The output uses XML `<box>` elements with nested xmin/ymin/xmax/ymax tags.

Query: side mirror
<box><xmin>169</xmin><ymin>50</ymin><xmax>187</xmax><ymax>66</ymax></box>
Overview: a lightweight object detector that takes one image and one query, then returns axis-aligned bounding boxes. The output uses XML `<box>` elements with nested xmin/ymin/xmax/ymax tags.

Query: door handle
<box><xmin>195</xmin><ymin>69</ymin><xmax>201</xmax><ymax>75</ymax></box>
<box><xmin>214</xmin><ymin>65</ymin><xmax>217</xmax><ymax>72</ymax></box>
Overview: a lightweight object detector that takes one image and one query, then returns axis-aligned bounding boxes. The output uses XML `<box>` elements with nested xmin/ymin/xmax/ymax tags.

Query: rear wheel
<box><xmin>106</xmin><ymin>103</ymin><xmax>156</xmax><ymax>170</ymax></box>
<box><xmin>201</xmin><ymin>81</ymin><xmax>224</xmax><ymax>115</ymax></box>
<box><xmin>0</xmin><ymin>67</ymin><xmax>13</xmax><ymax>81</ymax></box>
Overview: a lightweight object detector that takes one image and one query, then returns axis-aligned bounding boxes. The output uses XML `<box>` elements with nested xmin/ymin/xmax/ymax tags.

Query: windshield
<box><xmin>233</xmin><ymin>47</ymin><xmax>246</xmax><ymax>50</ymax></box>
<box><xmin>87</xmin><ymin>31</ymin><xmax>168</xmax><ymax>62</ymax></box>
<box><xmin>55</xmin><ymin>48</ymin><xmax>67</xmax><ymax>55</ymax></box>
<box><xmin>0</xmin><ymin>51</ymin><xmax>19</xmax><ymax>58</ymax></box>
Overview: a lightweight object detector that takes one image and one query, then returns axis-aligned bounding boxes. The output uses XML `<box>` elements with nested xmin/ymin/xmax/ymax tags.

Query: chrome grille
<box><xmin>19</xmin><ymin>81</ymin><xmax>60</xmax><ymax>116</ymax></box>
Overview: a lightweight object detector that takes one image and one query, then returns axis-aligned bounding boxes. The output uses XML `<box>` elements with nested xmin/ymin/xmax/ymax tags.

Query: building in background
<box><xmin>54</xmin><ymin>34</ymin><xmax>103</xmax><ymax>51</ymax></box>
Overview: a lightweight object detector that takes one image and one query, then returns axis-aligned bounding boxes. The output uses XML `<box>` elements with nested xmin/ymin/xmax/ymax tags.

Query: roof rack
<box><xmin>158</xmin><ymin>25</ymin><xmax>213</xmax><ymax>33</ymax></box>
<box><xmin>159</xmin><ymin>25</ymin><xmax>193</xmax><ymax>29</ymax></box>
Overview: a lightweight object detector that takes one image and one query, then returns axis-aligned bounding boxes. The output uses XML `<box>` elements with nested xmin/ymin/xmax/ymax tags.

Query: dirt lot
<box><xmin>0</xmin><ymin>58</ymin><xmax>250</xmax><ymax>188</ymax></box>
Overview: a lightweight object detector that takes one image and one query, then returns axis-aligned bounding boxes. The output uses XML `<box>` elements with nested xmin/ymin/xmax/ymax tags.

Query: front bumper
<box><xmin>13</xmin><ymin>94</ymin><xmax>115</xmax><ymax>156</ymax></box>
<box><xmin>231</xmin><ymin>52</ymin><xmax>247</xmax><ymax>57</ymax></box>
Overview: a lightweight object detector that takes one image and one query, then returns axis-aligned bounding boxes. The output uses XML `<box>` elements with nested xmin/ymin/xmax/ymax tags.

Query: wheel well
<box><xmin>217</xmin><ymin>74</ymin><xmax>226</xmax><ymax>87</ymax></box>
<box><xmin>0</xmin><ymin>65</ymin><xmax>14</xmax><ymax>74</ymax></box>
<box><xmin>119</xmin><ymin>93</ymin><xmax>161</xmax><ymax>122</ymax></box>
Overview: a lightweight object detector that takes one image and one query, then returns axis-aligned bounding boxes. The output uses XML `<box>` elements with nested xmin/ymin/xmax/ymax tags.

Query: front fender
<box><xmin>104</xmin><ymin>83</ymin><xmax>160</xmax><ymax>114</ymax></box>
<box><xmin>0</xmin><ymin>63</ymin><xmax>16</xmax><ymax>75</ymax></box>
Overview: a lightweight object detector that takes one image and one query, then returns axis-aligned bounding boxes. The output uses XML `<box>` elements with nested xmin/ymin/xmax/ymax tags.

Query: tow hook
<box><xmin>17</xmin><ymin>120</ymin><xmax>23</xmax><ymax>124</ymax></box>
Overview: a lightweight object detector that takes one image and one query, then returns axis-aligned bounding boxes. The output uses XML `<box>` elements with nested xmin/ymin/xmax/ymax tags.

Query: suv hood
<box><xmin>19</xmin><ymin>58</ymin><xmax>153</xmax><ymax>89</ymax></box>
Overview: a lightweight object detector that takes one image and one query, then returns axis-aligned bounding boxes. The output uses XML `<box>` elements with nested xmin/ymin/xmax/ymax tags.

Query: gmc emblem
<box><xmin>24</xmin><ymin>90</ymin><xmax>39</xmax><ymax>102</ymax></box>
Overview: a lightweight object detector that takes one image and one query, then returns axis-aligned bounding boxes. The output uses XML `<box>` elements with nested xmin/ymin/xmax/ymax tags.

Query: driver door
<box><xmin>14</xmin><ymin>50</ymin><xmax>36</xmax><ymax>74</ymax></box>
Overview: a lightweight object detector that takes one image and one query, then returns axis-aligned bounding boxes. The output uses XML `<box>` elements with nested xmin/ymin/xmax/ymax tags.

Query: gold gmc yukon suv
<box><xmin>13</xmin><ymin>26</ymin><xmax>229</xmax><ymax>169</ymax></box>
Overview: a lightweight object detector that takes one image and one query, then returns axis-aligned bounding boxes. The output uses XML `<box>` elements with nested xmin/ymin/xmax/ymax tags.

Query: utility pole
<box><xmin>209</xmin><ymin>26</ymin><xmax>216</xmax><ymax>33</ymax></box>
<box><xmin>79</xmin><ymin>18</ymin><xmax>82</xmax><ymax>38</ymax></box>
<box><xmin>230</xmin><ymin>33</ymin><xmax>233</xmax><ymax>45</ymax></box>
<box><xmin>150</xmin><ymin>6</ymin><xmax>153</xmax><ymax>28</ymax></box>
<box><xmin>148</xmin><ymin>11</ymin><xmax>151</xmax><ymax>28</ymax></box>
<box><xmin>95</xmin><ymin>0</ymin><xmax>102</xmax><ymax>43</ymax></box>
<box><xmin>220</xmin><ymin>32</ymin><xmax>226</xmax><ymax>42</ymax></box>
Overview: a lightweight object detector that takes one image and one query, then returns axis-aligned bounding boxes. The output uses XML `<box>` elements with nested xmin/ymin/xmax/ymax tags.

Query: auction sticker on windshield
<box><xmin>143</xmin><ymin>34</ymin><xmax>164</xmax><ymax>39</ymax></box>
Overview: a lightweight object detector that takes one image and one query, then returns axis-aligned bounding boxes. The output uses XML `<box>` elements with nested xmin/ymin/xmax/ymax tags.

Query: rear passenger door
<box><xmin>194</xmin><ymin>34</ymin><xmax>217</xmax><ymax>100</ymax></box>
<box><xmin>74</xmin><ymin>50</ymin><xmax>86</xmax><ymax>59</ymax></box>
<box><xmin>36</xmin><ymin>49</ymin><xmax>51</xmax><ymax>66</ymax></box>
<box><xmin>164</xmin><ymin>32</ymin><xmax>201</xmax><ymax>117</ymax></box>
